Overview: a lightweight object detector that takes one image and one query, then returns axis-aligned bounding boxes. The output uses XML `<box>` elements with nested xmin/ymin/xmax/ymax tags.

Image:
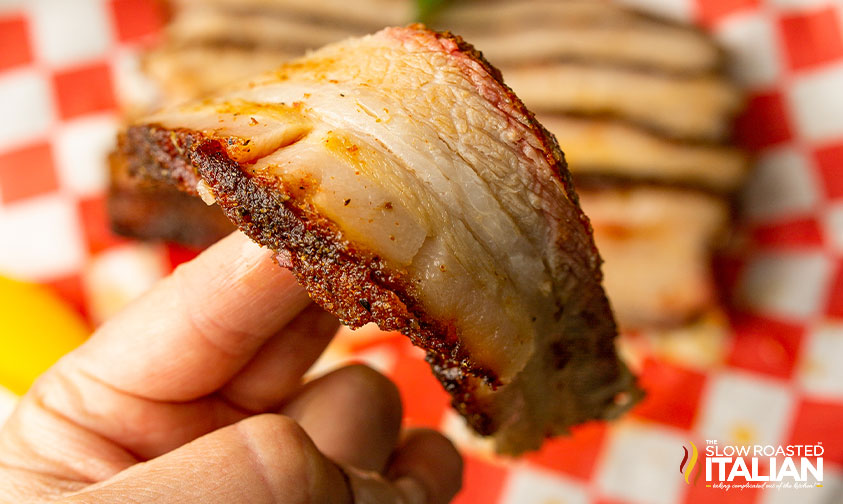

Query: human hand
<box><xmin>0</xmin><ymin>232</ymin><xmax>462</xmax><ymax>503</ymax></box>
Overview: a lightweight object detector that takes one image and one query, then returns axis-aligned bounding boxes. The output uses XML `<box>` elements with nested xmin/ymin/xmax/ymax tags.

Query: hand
<box><xmin>0</xmin><ymin>232</ymin><xmax>462</xmax><ymax>503</ymax></box>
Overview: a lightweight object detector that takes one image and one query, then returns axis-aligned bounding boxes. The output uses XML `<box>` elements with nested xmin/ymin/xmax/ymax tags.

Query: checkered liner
<box><xmin>0</xmin><ymin>1</ymin><xmax>841</xmax><ymax>502</ymax></box>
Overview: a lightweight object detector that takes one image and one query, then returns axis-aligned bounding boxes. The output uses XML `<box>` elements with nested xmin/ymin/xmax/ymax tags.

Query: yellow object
<box><xmin>0</xmin><ymin>276</ymin><xmax>89</xmax><ymax>395</ymax></box>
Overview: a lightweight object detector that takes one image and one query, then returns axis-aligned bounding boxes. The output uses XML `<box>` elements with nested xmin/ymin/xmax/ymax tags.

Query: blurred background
<box><xmin>0</xmin><ymin>0</ymin><xmax>841</xmax><ymax>502</ymax></box>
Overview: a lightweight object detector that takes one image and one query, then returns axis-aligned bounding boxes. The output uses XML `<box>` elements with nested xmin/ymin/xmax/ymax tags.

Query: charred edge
<box><xmin>124</xmin><ymin>124</ymin><xmax>501</xmax><ymax>435</ymax></box>
<box><xmin>429</xmin><ymin>27</ymin><xmax>632</xmax><ymax>419</ymax></box>
<box><xmin>174</xmin><ymin>0</ymin><xmax>727</xmax><ymax>75</ymax></box>
<box><xmin>107</xmin><ymin>185</ymin><xmax>235</xmax><ymax>248</ymax></box>
<box><xmin>121</xmin><ymin>128</ymin><xmax>203</xmax><ymax>193</ymax></box>
<box><xmin>161</xmin><ymin>38</ymin><xmax>728</xmax><ymax>93</ymax></box>
<box><xmin>429</xmin><ymin>29</ymin><xmax>578</xmax><ymax>202</ymax></box>
<box><xmin>108</xmin><ymin>147</ymin><xmax>235</xmax><ymax>247</ymax></box>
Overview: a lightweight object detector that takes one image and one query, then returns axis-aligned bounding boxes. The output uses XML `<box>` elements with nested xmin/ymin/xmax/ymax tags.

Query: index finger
<box><xmin>65</xmin><ymin>231</ymin><xmax>312</xmax><ymax>402</ymax></box>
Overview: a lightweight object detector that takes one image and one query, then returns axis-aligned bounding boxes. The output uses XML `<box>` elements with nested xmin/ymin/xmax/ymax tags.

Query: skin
<box><xmin>0</xmin><ymin>232</ymin><xmax>463</xmax><ymax>503</ymax></box>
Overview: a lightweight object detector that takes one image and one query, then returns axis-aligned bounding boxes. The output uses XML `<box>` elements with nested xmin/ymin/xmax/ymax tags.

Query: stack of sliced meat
<box><xmin>431</xmin><ymin>1</ymin><xmax>747</xmax><ymax>330</ymax></box>
<box><xmin>111</xmin><ymin>0</ymin><xmax>746</xmax><ymax>334</ymax></box>
<box><xmin>117</xmin><ymin>24</ymin><xmax>642</xmax><ymax>453</ymax></box>
<box><xmin>141</xmin><ymin>0</ymin><xmax>410</xmax><ymax>106</ymax></box>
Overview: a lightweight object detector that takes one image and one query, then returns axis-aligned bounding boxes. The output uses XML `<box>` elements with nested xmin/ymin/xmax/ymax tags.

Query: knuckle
<box><xmin>339</xmin><ymin>364</ymin><xmax>402</xmax><ymax>421</ymax></box>
<box><xmin>339</xmin><ymin>364</ymin><xmax>400</xmax><ymax>402</ymax></box>
<box><xmin>236</xmin><ymin>415</ymin><xmax>319</xmax><ymax>502</ymax></box>
<box><xmin>242</xmin><ymin>414</ymin><xmax>307</xmax><ymax>442</ymax></box>
<box><xmin>27</xmin><ymin>364</ymin><xmax>84</xmax><ymax>418</ymax></box>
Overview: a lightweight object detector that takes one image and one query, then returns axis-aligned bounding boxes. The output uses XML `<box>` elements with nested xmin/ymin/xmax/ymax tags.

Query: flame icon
<box><xmin>680</xmin><ymin>441</ymin><xmax>700</xmax><ymax>485</ymax></box>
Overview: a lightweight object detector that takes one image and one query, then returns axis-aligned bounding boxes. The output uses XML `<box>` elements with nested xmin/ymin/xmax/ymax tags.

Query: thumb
<box><xmin>59</xmin><ymin>414</ymin><xmax>352</xmax><ymax>504</ymax></box>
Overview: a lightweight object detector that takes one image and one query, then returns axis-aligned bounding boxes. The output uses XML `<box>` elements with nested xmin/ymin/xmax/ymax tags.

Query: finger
<box><xmin>281</xmin><ymin>364</ymin><xmax>402</xmax><ymax>472</ymax></box>
<box><xmin>218</xmin><ymin>304</ymin><xmax>340</xmax><ymax>413</ymax></box>
<box><xmin>24</xmin><ymin>366</ymin><xmax>246</xmax><ymax>462</ymax></box>
<box><xmin>339</xmin><ymin>429</ymin><xmax>462</xmax><ymax>504</ymax></box>
<box><xmin>59</xmin><ymin>414</ymin><xmax>352</xmax><ymax>504</ymax></box>
<box><xmin>0</xmin><ymin>388</ymin><xmax>139</xmax><ymax>483</ymax></box>
<box><xmin>386</xmin><ymin>429</ymin><xmax>463</xmax><ymax>504</ymax></box>
<box><xmin>24</xmin><ymin>305</ymin><xmax>338</xmax><ymax>461</ymax></box>
<box><xmin>68</xmin><ymin>231</ymin><xmax>311</xmax><ymax>402</ymax></box>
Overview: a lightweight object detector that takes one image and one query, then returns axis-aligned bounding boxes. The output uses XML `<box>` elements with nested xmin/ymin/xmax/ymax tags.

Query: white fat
<box><xmin>196</xmin><ymin>179</ymin><xmax>216</xmax><ymax>205</ymax></box>
<box><xmin>149</xmin><ymin>103</ymin><xmax>312</xmax><ymax>162</ymax></box>
<box><xmin>539</xmin><ymin>115</ymin><xmax>746</xmax><ymax>190</ymax></box>
<box><xmin>459</xmin><ymin>26</ymin><xmax>719</xmax><ymax>72</ymax></box>
<box><xmin>149</xmin><ymin>38</ymin><xmax>564</xmax><ymax>381</ymax></box>
<box><xmin>505</xmin><ymin>64</ymin><xmax>740</xmax><ymax>140</ymax></box>
<box><xmin>251</xmin><ymin>133</ymin><xmax>427</xmax><ymax>267</ymax></box>
<box><xmin>408</xmin><ymin>236</ymin><xmax>533</xmax><ymax>367</ymax></box>
<box><xmin>233</xmin><ymin>80</ymin><xmax>550</xmax><ymax>299</ymax></box>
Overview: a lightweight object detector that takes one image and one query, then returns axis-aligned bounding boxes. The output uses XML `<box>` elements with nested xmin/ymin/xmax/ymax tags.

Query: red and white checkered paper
<box><xmin>0</xmin><ymin>1</ymin><xmax>842</xmax><ymax>502</ymax></box>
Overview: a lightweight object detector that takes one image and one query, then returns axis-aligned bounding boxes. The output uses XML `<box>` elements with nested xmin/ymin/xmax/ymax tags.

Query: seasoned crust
<box><xmin>107</xmin><ymin>183</ymin><xmax>234</xmax><ymax>248</ymax></box>
<box><xmin>120</xmin><ymin>25</ymin><xmax>641</xmax><ymax>449</ymax></box>
<box><xmin>121</xmin><ymin>121</ymin><xmax>634</xmax><ymax>441</ymax></box>
<box><xmin>122</xmin><ymin>124</ymin><xmax>502</xmax><ymax>433</ymax></box>
<box><xmin>107</xmin><ymin>149</ymin><xmax>235</xmax><ymax>247</ymax></box>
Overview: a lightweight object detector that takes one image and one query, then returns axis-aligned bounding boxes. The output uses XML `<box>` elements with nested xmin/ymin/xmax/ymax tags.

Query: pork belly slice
<box><xmin>144</xmin><ymin>45</ymin><xmax>298</xmax><ymax>104</ymax></box>
<box><xmin>171</xmin><ymin>0</ymin><xmax>720</xmax><ymax>74</ymax></box>
<box><xmin>578</xmin><ymin>187</ymin><xmax>729</xmax><ymax>329</ymax></box>
<box><xmin>539</xmin><ymin>116</ymin><xmax>748</xmax><ymax>192</ymax></box>
<box><xmin>438</xmin><ymin>0</ymin><xmax>645</xmax><ymax>28</ymax></box>
<box><xmin>108</xmin><ymin>152</ymin><xmax>234</xmax><ymax>247</ymax></box>
<box><xmin>630</xmin><ymin>309</ymin><xmax>731</xmax><ymax>370</ymax></box>
<box><xmin>120</xmin><ymin>26</ymin><xmax>640</xmax><ymax>453</ymax></box>
<box><xmin>167</xmin><ymin>6</ymin><xmax>367</xmax><ymax>53</ymax></box>
<box><xmin>173</xmin><ymin>0</ymin><xmax>410</xmax><ymax>29</ymax></box>
<box><xmin>452</xmin><ymin>23</ymin><xmax>720</xmax><ymax>75</ymax></box>
<box><xmin>503</xmin><ymin>63</ymin><xmax>741</xmax><ymax>141</ymax></box>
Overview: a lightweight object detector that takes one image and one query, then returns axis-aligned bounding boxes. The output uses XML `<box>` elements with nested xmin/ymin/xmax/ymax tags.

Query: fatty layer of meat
<box><xmin>538</xmin><ymin>116</ymin><xmax>746</xmax><ymax>191</ymax></box>
<box><xmin>579</xmin><ymin>187</ymin><xmax>729</xmax><ymax>328</ymax></box>
<box><xmin>505</xmin><ymin>64</ymin><xmax>741</xmax><ymax>141</ymax></box>
<box><xmin>123</xmin><ymin>26</ymin><xmax>639</xmax><ymax>453</ymax></box>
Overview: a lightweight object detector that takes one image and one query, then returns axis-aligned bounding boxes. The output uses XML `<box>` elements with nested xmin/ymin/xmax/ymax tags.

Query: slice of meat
<box><xmin>439</xmin><ymin>15</ymin><xmax>721</xmax><ymax>74</ymax></box>
<box><xmin>539</xmin><ymin>115</ymin><xmax>748</xmax><ymax>192</ymax></box>
<box><xmin>143</xmin><ymin>44</ymin><xmax>297</xmax><ymax>104</ymax></box>
<box><xmin>169</xmin><ymin>0</ymin><xmax>722</xmax><ymax>74</ymax></box>
<box><xmin>166</xmin><ymin>7</ymin><xmax>367</xmax><ymax>53</ymax></box>
<box><xmin>502</xmin><ymin>63</ymin><xmax>742</xmax><ymax>141</ymax></box>
<box><xmin>108</xmin><ymin>152</ymin><xmax>234</xmax><ymax>247</ymax></box>
<box><xmin>173</xmin><ymin>0</ymin><xmax>411</xmax><ymax>29</ymax></box>
<box><xmin>436</xmin><ymin>0</ymin><xmax>644</xmax><ymax>29</ymax></box>
<box><xmin>118</xmin><ymin>25</ymin><xmax>640</xmax><ymax>453</ymax></box>
<box><xmin>143</xmin><ymin>0</ymin><xmax>403</xmax><ymax>106</ymax></box>
<box><xmin>578</xmin><ymin>186</ymin><xmax>730</xmax><ymax>329</ymax></box>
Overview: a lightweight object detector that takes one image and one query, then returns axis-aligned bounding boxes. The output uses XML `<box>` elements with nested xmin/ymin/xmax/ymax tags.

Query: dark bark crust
<box><xmin>107</xmin><ymin>150</ymin><xmax>235</xmax><ymax>247</ymax></box>
<box><xmin>121</xmin><ymin>125</ymin><xmax>499</xmax><ymax>434</ymax></box>
<box><xmin>118</xmin><ymin>26</ymin><xmax>639</xmax><ymax>442</ymax></box>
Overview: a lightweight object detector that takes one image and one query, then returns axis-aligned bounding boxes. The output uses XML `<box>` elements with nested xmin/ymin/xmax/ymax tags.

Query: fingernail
<box><xmin>394</xmin><ymin>476</ymin><xmax>427</xmax><ymax>504</ymax></box>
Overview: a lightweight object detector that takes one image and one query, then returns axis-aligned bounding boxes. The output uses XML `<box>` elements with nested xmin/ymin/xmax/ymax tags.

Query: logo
<box><xmin>680</xmin><ymin>439</ymin><xmax>825</xmax><ymax>491</ymax></box>
<box><xmin>680</xmin><ymin>441</ymin><xmax>701</xmax><ymax>485</ymax></box>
